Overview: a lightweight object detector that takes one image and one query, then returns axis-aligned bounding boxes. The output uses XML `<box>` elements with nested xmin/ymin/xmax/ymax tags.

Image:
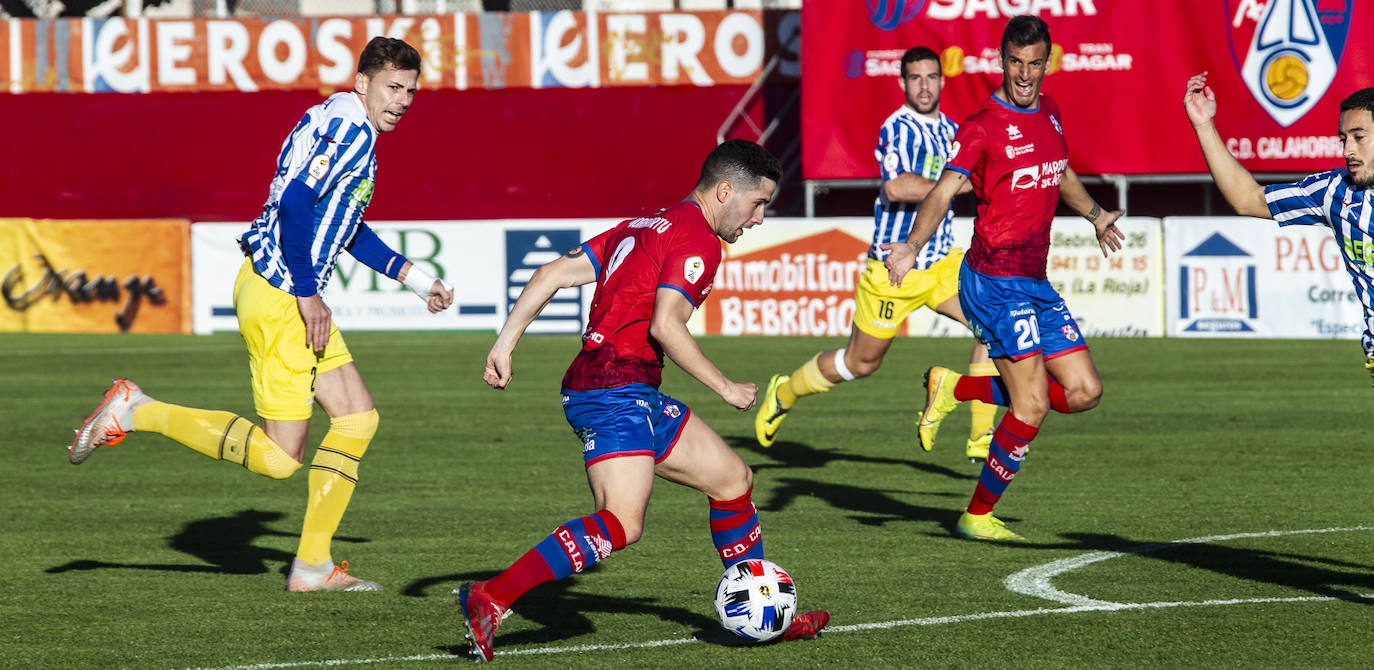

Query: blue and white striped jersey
<box><xmin>871</xmin><ymin>106</ymin><xmax>958</xmax><ymax>267</ymax></box>
<box><xmin>239</xmin><ymin>92</ymin><xmax>379</xmax><ymax>297</ymax></box>
<box><xmin>1266</xmin><ymin>169</ymin><xmax>1374</xmax><ymax>354</ymax></box>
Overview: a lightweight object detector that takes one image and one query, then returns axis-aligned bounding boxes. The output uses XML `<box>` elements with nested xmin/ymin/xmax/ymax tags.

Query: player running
<box><xmin>67</xmin><ymin>37</ymin><xmax>454</xmax><ymax>591</ymax></box>
<box><xmin>1185</xmin><ymin>76</ymin><xmax>1374</xmax><ymax>383</ymax></box>
<box><xmin>462</xmin><ymin>140</ymin><xmax>828</xmax><ymax>662</ymax></box>
<box><xmin>755</xmin><ymin>46</ymin><xmax>999</xmax><ymax>460</ymax></box>
<box><xmin>884</xmin><ymin>16</ymin><xmax>1124</xmax><ymax>542</ymax></box>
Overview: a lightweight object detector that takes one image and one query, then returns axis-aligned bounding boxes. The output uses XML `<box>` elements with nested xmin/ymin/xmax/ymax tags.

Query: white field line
<box><xmin>182</xmin><ymin>592</ymin><xmax>1374</xmax><ymax>670</ymax></box>
<box><xmin>1005</xmin><ymin>525</ymin><xmax>1373</xmax><ymax>606</ymax></box>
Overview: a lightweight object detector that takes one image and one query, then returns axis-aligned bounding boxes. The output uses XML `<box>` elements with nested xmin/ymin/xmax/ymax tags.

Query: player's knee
<box><xmin>1072</xmin><ymin>379</ymin><xmax>1103</xmax><ymax>412</ymax></box>
<box><xmin>259</xmin><ymin>449</ymin><xmax>302</xmax><ymax>480</ymax></box>
<box><xmin>848</xmin><ymin>356</ymin><xmax>881</xmax><ymax>378</ymax></box>
<box><xmin>1014</xmin><ymin>397</ymin><xmax>1051</xmax><ymax>423</ymax></box>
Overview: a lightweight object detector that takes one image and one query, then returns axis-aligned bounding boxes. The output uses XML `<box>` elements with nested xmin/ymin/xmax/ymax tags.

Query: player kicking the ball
<box><xmin>463</xmin><ymin>139</ymin><xmax>828</xmax><ymax>662</ymax></box>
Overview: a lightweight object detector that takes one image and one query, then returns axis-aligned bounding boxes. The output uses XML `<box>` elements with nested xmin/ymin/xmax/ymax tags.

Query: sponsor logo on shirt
<box><xmin>307</xmin><ymin>154</ymin><xmax>330</xmax><ymax>180</ymax></box>
<box><xmin>684</xmin><ymin>256</ymin><xmax>705</xmax><ymax>284</ymax></box>
<box><xmin>1006</xmin><ymin>124</ymin><xmax>1023</xmax><ymax>140</ymax></box>
<box><xmin>1005</xmin><ymin>143</ymin><xmax>1036</xmax><ymax>159</ymax></box>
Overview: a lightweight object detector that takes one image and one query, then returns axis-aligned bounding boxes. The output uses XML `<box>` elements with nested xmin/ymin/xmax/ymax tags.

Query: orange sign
<box><xmin>706</xmin><ymin>229</ymin><xmax>869</xmax><ymax>336</ymax></box>
<box><xmin>1</xmin><ymin>11</ymin><xmax>775</xmax><ymax>93</ymax></box>
<box><xmin>0</xmin><ymin>219</ymin><xmax>191</xmax><ymax>333</ymax></box>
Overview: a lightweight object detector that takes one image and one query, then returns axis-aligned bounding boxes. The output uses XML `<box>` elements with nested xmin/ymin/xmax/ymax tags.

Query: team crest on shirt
<box><xmin>1061</xmin><ymin>324</ymin><xmax>1080</xmax><ymax>342</ymax></box>
<box><xmin>307</xmin><ymin>154</ymin><xmax>331</xmax><ymax>180</ymax></box>
<box><xmin>684</xmin><ymin>256</ymin><xmax>706</xmax><ymax>284</ymax></box>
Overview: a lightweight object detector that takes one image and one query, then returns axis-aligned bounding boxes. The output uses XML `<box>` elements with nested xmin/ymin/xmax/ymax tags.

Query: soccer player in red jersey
<box><xmin>460</xmin><ymin>140</ymin><xmax>828</xmax><ymax>661</ymax></box>
<box><xmin>884</xmin><ymin>16</ymin><xmax>1125</xmax><ymax>542</ymax></box>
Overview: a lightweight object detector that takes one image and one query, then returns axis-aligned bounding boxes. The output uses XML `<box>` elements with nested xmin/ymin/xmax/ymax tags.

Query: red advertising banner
<box><xmin>0</xmin><ymin>10</ymin><xmax>785</xmax><ymax>93</ymax></box>
<box><xmin>802</xmin><ymin>0</ymin><xmax>1374</xmax><ymax>178</ymax></box>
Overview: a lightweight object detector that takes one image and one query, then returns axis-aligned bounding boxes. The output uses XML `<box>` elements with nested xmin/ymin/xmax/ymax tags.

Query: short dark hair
<box><xmin>1001</xmin><ymin>15</ymin><xmax>1051</xmax><ymax>53</ymax></box>
<box><xmin>698</xmin><ymin>139</ymin><xmax>782</xmax><ymax>191</ymax></box>
<box><xmin>1339</xmin><ymin>88</ymin><xmax>1374</xmax><ymax>117</ymax></box>
<box><xmin>900</xmin><ymin>46</ymin><xmax>941</xmax><ymax>78</ymax></box>
<box><xmin>357</xmin><ymin>37</ymin><xmax>421</xmax><ymax>77</ymax></box>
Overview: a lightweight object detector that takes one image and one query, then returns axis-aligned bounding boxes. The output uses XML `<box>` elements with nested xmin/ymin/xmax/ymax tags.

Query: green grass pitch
<box><xmin>2</xmin><ymin>332</ymin><xmax>1371</xmax><ymax>669</ymax></box>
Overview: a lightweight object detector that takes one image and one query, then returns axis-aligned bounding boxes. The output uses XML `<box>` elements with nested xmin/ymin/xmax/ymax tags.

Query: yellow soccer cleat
<box><xmin>917</xmin><ymin>366</ymin><xmax>961</xmax><ymax>452</ymax></box>
<box><xmin>965</xmin><ymin>429</ymin><xmax>993</xmax><ymax>463</ymax></box>
<box><xmin>754</xmin><ymin>374</ymin><xmax>791</xmax><ymax>448</ymax></box>
<box><xmin>954</xmin><ymin>511</ymin><xmax>1025</xmax><ymax>542</ymax></box>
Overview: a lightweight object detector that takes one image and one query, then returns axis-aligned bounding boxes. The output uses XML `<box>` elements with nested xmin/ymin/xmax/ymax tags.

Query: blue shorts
<box><xmin>562</xmin><ymin>383</ymin><xmax>691</xmax><ymax>468</ymax></box>
<box><xmin>958</xmin><ymin>262</ymin><xmax>1088</xmax><ymax>361</ymax></box>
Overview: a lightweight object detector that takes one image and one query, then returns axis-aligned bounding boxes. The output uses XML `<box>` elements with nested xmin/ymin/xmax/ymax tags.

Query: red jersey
<box><xmin>561</xmin><ymin>201</ymin><xmax>722</xmax><ymax>391</ymax></box>
<box><xmin>946</xmin><ymin>93</ymin><xmax>1069</xmax><ymax>279</ymax></box>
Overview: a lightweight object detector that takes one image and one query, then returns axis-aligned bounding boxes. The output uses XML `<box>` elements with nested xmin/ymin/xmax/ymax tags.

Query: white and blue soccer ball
<box><xmin>713</xmin><ymin>559</ymin><xmax>797</xmax><ymax>642</ymax></box>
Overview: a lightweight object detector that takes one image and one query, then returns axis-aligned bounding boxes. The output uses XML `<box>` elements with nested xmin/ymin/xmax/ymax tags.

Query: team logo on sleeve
<box><xmin>1049</xmin><ymin>114</ymin><xmax>1063</xmax><ymax>135</ymax></box>
<box><xmin>949</xmin><ymin>141</ymin><xmax>961</xmax><ymax>160</ymax></box>
<box><xmin>883</xmin><ymin>152</ymin><xmax>900</xmax><ymax>173</ymax></box>
<box><xmin>307</xmin><ymin>154</ymin><xmax>331</xmax><ymax>180</ymax></box>
<box><xmin>684</xmin><ymin>256</ymin><xmax>705</xmax><ymax>284</ymax></box>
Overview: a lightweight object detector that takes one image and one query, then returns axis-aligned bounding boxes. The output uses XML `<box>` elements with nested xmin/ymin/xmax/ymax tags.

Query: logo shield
<box><xmin>1226</xmin><ymin>0</ymin><xmax>1354</xmax><ymax>127</ymax></box>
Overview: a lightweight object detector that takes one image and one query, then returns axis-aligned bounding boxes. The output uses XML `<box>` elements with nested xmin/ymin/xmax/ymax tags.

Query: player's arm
<box><xmin>880</xmin><ymin>169</ymin><xmax>966</xmax><ymax>286</ymax></box>
<box><xmin>650</xmin><ymin>289</ymin><xmax>756</xmax><ymax>411</ymax></box>
<box><xmin>347</xmin><ymin>224</ymin><xmax>454</xmax><ymax>313</ymax></box>
<box><xmin>484</xmin><ymin>247</ymin><xmax>597</xmax><ymax>390</ymax></box>
<box><xmin>882</xmin><ymin>173</ymin><xmax>973</xmax><ymax>202</ymax></box>
<box><xmin>277</xmin><ymin>178</ymin><xmax>333</xmax><ymax>352</ymax></box>
<box><xmin>1060</xmin><ymin>167</ymin><xmax>1125</xmax><ymax>257</ymax></box>
<box><xmin>1183</xmin><ymin>71</ymin><xmax>1270</xmax><ymax>219</ymax></box>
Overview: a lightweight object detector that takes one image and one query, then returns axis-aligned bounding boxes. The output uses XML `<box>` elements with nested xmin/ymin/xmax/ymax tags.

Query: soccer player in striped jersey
<box><xmin>460</xmin><ymin>140</ymin><xmax>827</xmax><ymax>662</ymax></box>
<box><xmin>1185</xmin><ymin>76</ymin><xmax>1374</xmax><ymax>381</ymax></box>
<box><xmin>755</xmin><ymin>46</ymin><xmax>1000</xmax><ymax>461</ymax></box>
<box><xmin>67</xmin><ymin>37</ymin><xmax>454</xmax><ymax>592</ymax></box>
<box><xmin>884</xmin><ymin>17</ymin><xmax>1125</xmax><ymax>542</ymax></box>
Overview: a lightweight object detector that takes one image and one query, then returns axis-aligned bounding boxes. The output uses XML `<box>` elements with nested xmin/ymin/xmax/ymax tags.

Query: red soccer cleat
<box><xmin>781</xmin><ymin>609</ymin><xmax>830</xmax><ymax>641</ymax></box>
<box><xmin>456</xmin><ymin>581</ymin><xmax>508</xmax><ymax>662</ymax></box>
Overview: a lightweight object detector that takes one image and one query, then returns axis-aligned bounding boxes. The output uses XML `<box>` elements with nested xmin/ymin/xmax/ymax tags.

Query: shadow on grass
<box><xmin>761</xmin><ymin>476</ymin><xmax>970</xmax><ymax>530</ymax></box>
<box><xmin>45</xmin><ymin>509</ymin><xmax>367</xmax><ymax>576</ymax></box>
<box><xmin>725</xmin><ymin>435</ymin><xmax>978</xmax><ymax>482</ymax></box>
<box><xmin>1047</xmin><ymin>531</ymin><xmax>1374</xmax><ymax>606</ymax></box>
<box><xmin>404</xmin><ymin>570</ymin><xmax>741</xmax><ymax>660</ymax></box>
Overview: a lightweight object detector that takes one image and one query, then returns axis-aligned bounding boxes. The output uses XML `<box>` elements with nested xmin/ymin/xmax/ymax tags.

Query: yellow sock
<box><xmin>967</xmin><ymin>362</ymin><xmax>999</xmax><ymax>441</ymax></box>
<box><xmin>779</xmin><ymin>353</ymin><xmax>836</xmax><ymax>409</ymax></box>
<box><xmin>132</xmin><ymin>402</ymin><xmax>300</xmax><ymax>479</ymax></box>
<box><xmin>296</xmin><ymin>409</ymin><xmax>378</xmax><ymax>566</ymax></box>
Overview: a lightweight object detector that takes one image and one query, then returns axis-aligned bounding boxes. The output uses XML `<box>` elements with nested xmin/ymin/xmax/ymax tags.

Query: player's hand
<box><xmin>879</xmin><ymin>242</ymin><xmax>917</xmax><ymax>287</ymax></box>
<box><xmin>1094</xmin><ymin>210</ymin><xmax>1126</xmax><ymax>256</ymax></box>
<box><xmin>1183</xmin><ymin>72</ymin><xmax>1216</xmax><ymax>128</ymax></box>
<box><xmin>720</xmin><ymin>380</ymin><xmax>757</xmax><ymax>411</ymax></box>
<box><xmin>296</xmin><ymin>294</ymin><xmax>332</xmax><ymax>353</ymax></box>
<box><xmin>425</xmin><ymin>280</ymin><xmax>455</xmax><ymax>314</ymax></box>
<box><xmin>483</xmin><ymin>347</ymin><xmax>513</xmax><ymax>389</ymax></box>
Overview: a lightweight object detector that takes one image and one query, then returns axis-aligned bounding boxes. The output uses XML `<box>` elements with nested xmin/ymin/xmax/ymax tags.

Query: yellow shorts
<box><xmin>233</xmin><ymin>259</ymin><xmax>353</xmax><ymax>421</ymax></box>
<box><xmin>852</xmin><ymin>249</ymin><xmax>963</xmax><ymax>339</ymax></box>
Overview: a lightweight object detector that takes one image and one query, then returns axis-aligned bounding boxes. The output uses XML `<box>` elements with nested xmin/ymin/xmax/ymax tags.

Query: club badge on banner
<box><xmin>1164</xmin><ymin>217</ymin><xmax>1364</xmax><ymax>340</ymax></box>
<box><xmin>802</xmin><ymin>0</ymin><xmax>1372</xmax><ymax>179</ymax></box>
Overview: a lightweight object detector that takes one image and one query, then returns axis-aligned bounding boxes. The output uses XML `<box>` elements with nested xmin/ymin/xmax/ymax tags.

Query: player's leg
<box><xmin>287</xmin><ymin>360</ymin><xmax>385</xmax><ymax>592</ymax></box>
<box><xmin>928</xmin><ymin>253</ymin><xmax>999</xmax><ymax>459</ymax></box>
<box><xmin>754</xmin><ymin>258</ymin><xmax>911</xmax><ymax>447</ymax></box>
<box><xmin>70</xmin><ymin>261</ymin><xmax>305</xmax><ymax>478</ymax></box>
<box><xmin>954</xmin><ymin>352</ymin><xmax>1048</xmax><ymax>542</ymax></box>
<box><xmin>655</xmin><ymin>411</ymin><xmax>828</xmax><ymax>641</ymax></box>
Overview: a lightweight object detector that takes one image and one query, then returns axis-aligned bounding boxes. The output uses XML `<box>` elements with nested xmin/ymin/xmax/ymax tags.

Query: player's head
<box><xmin>900</xmin><ymin>46</ymin><xmax>943</xmax><ymax>117</ymax></box>
<box><xmin>1338</xmin><ymin>88</ymin><xmax>1374</xmax><ymax>187</ymax></box>
<box><xmin>695</xmin><ymin>139</ymin><xmax>781</xmax><ymax>243</ymax></box>
<box><xmin>998</xmin><ymin>16</ymin><xmax>1051</xmax><ymax>109</ymax></box>
<box><xmin>355</xmin><ymin>37</ymin><xmax>421</xmax><ymax>133</ymax></box>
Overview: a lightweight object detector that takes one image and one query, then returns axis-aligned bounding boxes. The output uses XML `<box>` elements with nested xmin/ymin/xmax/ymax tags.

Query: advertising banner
<box><xmin>1164</xmin><ymin>217</ymin><xmax>1364</xmax><ymax>340</ymax></box>
<box><xmin>0</xmin><ymin>219</ymin><xmax>190</xmax><ymax>333</ymax></box>
<box><xmin>190</xmin><ymin>219</ymin><xmax>617</xmax><ymax>335</ymax></box>
<box><xmin>703</xmin><ymin>216</ymin><xmax>1164</xmax><ymax>338</ymax></box>
<box><xmin>1</xmin><ymin>10</ymin><xmax>790</xmax><ymax>93</ymax></box>
<box><xmin>802</xmin><ymin>0</ymin><xmax>1373</xmax><ymax>179</ymax></box>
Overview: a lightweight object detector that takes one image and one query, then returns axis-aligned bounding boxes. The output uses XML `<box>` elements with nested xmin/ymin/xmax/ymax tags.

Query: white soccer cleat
<box><xmin>286</xmin><ymin>559</ymin><xmax>383</xmax><ymax>592</ymax></box>
<box><xmin>69</xmin><ymin>379</ymin><xmax>148</xmax><ymax>465</ymax></box>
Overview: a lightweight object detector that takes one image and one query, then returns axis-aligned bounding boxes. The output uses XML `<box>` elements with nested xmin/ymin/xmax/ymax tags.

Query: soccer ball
<box><xmin>713</xmin><ymin>559</ymin><xmax>797</xmax><ymax>642</ymax></box>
